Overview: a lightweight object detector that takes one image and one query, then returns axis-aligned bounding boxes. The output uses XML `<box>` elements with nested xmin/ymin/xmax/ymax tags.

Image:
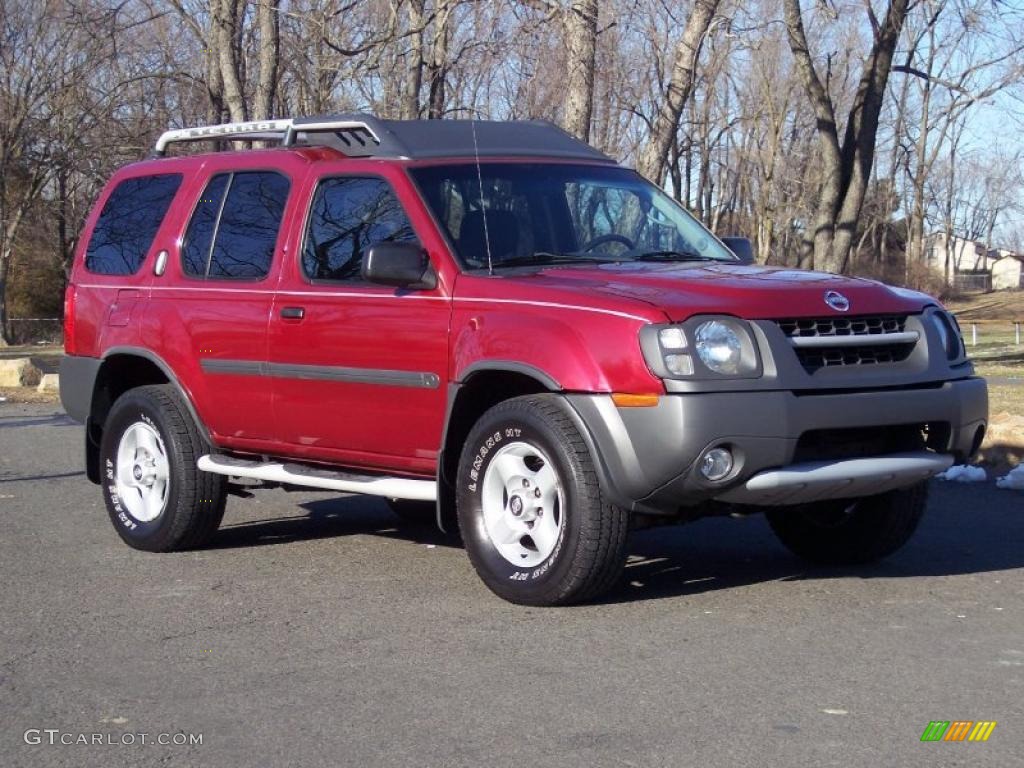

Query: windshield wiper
<box><xmin>631</xmin><ymin>250</ymin><xmax>718</xmax><ymax>262</ymax></box>
<box><xmin>490</xmin><ymin>252</ymin><xmax>621</xmax><ymax>268</ymax></box>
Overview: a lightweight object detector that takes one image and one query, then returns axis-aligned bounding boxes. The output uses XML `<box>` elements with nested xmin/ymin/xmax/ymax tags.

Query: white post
<box><xmin>971</xmin><ymin>324</ymin><xmax>977</xmax><ymax>346</ymax></box>
<box><xmin>1016</xmin><ymin>321</ymin><xmax>1021</xmax><ymax>346</ymax></box>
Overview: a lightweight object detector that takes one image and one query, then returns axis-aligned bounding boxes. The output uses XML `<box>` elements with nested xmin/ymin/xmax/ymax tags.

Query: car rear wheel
<box><xmin>99</xmin><ymin>384</ymin><xmax>226</xmax><ymax>552</ymax></box>
<box><xmin>765</xmin><ymin>481</ymin><xmax>928</xmax><ymax>565</ymax></box>
<box><xmin>456</xmin><ymin>395</ymin><xmax>629</xmax><ymax>606</ymax></box>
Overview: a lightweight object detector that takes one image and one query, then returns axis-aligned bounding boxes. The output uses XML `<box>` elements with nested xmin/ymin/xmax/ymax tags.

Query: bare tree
<box><xmin>401</xmin><ymin>0</ymin><xmax>427</xmax><ymax>118</ymax></box>
<box><xmin>0</xmin><ymin>1</ymin><xmax>118</xmax><ymax>344</ymax></box>
<box><xmin>635</xmin><ymin>0</ymin><xmax>722</xmax><ymax>184</ymax></box>
<box><xmin>896</xmin><ymin>0</ymin><xmax>1024</xmax><ymax>278</ymax></box>
<box><xmin>427</xmin><ymin>0</ymin><xmax>454</xmax><ymax>119</ymax></box>
<box><xmin>213</xmin><ymin>0</ymin><xmax>247</xmax><ymax>122</ymax></box>
<box><xmin>254</xmin><ymin>0</ymin><xmax>281</xmax><ymax>120</ymax></box>
<box><xmin>563</xmin><ymin>0</ymin><xmax>598</xmax><ymax>140</ymax></box>
<box><xmin>783</xmin><ymin>0</ymin><xmax>912</xmax><ymax>273</ymax></box>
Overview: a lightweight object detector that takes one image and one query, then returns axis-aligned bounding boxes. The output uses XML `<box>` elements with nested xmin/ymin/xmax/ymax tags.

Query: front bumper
<box><xmin>566</xmin><ymin>377</ymin><xmax>988</xmax><ymax>515</ymax></box>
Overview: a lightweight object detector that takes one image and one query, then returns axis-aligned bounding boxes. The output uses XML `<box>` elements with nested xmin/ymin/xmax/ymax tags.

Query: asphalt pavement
<box><xmin>1</xmin><ymin>402</ymin><xmax>1022</xmax><ymax>767</ymax></box>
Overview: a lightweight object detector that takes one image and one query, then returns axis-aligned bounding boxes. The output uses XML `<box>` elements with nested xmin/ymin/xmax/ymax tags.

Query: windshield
<box><xmin>410</xmin><ymin>163</ymin><xmax>736</xmax><ymax>270</ymax></box>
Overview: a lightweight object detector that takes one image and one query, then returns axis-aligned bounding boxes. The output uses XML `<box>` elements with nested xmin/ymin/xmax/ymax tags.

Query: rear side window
<box><xmin>302</xmin><ymin>177</ymin><xmax>416</xmax><ymax>282</ymax></box>
<box><xmin>85</xmin><ymin>174</ymin><xmax>182</xmax><ymax>275</ymax></box>
<box><xmin>181</xmin><ymin>174</ymin><xmax>229</xmax><ymax>277</ymax></box>
<box><xmin>182</xmin><ymin>171</ymin><xmax>290</xmax><ymax>280</ymax></box>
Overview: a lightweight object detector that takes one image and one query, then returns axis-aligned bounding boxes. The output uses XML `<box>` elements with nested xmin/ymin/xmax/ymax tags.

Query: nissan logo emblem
<box><xmin>824</xmin><ymin>291</ymin><xmax>850</xmax><ymax>312</ymax></box>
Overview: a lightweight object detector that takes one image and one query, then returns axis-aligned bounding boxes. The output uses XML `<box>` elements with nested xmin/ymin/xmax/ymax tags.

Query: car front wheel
<box><xmin>456</xmin><ymin>395</ymin><xmax>629</xmax><ymax>606</ymax></box>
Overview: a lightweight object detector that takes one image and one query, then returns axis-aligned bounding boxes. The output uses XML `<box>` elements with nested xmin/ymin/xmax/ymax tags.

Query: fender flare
<box><xmin>454</xmin><ymin>360</ymin><xmax>561</xmax><ymax>390</ymax></box>
<box><xmin>435</xmin><ymin>361</ymin><xmax>561</xmax><ymax>532</ymax></box>
<box><xmin>98</xmin><ymin>346</ymin><xmax>213</xmax><ymax>442</ymax></box>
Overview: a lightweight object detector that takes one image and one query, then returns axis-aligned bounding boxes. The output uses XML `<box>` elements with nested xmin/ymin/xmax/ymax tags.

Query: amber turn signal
<box><xmin>610</xmin><ymin>393</ymin><xmax>660</xmax><ymax>408</ymax></box>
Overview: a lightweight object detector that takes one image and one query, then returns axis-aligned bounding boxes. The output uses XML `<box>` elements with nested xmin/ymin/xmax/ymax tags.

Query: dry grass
<box><xmin>970</xmin><ymin>338</ymin><xmax>1023</xmax><ymax>382</ymax></box>
<box><xmin>946</xmin><ymin>289</ymin><xmax>1024</xmax><ymax>324</ymax></box>
<box><xmin>0</xmin><ymin>386</ymin><xmax>60</xmax><ymax>404</ymax></box>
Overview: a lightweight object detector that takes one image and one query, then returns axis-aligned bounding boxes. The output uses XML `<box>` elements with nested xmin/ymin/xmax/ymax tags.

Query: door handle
<box><xmin>280</xmin><ymin>306</ymin><xmax>305</xmax><ymax>320</ymax></box>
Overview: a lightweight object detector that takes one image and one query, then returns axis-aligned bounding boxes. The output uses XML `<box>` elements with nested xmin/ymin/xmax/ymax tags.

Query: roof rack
<box><xmin>153</xmin><ymin>117</ymin><xmax>383</xmax><ymax>157</ymax></box>
<box><xmin>153</xmin><ymin>113</ymin><xmax>615</xmax><ymax>163</ymax></box>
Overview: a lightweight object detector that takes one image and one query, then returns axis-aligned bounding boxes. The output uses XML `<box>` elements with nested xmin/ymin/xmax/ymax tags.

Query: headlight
<box><xmin>695</xmin><ymin>321</ymin><xmax>743</xmax><ymax>375</ymax></box>
<box><xmin>640</xmin><ymin>317</ymin><xmax>761</xmax><ymax>379</ymax></box>
<box><xmin>930</xmin><ymin>310</ymin><xmax>963</xmax><ymax>360</ymax></box>
<box><xmin>932</xmin><ymin>313</ymin><xmax>951</xmax><ymax>353</ymax></box>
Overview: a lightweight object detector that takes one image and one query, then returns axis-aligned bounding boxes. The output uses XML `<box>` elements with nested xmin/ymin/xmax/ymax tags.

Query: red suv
<box><xmin>60</xmin><ymin>115</ymin><xmax>987</xmax><ymax>605</ymax></box>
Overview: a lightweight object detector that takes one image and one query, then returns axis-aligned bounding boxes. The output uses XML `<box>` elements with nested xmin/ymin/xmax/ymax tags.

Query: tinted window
<box><xmin>85</xmin><ymin>174</ymin><xmax>182</xmax><ymax>275</ymax></box>
<box><xmin>302</xmin><ymin>177</ymin><xmax>416</xmax><ymax>282</ymax></box>
<box><xmin>182</xmin><ymin>174</ymin><xmax>229</xmax><ymax>277</ymax></box>
<box><xmin>210</xmin><ymin>172</ymin><xmax>289</xmax><ymax>279</ymax></box>
<box><xmin>181</xmin><ymin>171</ymin><xmax>289</xmax><ymax>279</ymax></box>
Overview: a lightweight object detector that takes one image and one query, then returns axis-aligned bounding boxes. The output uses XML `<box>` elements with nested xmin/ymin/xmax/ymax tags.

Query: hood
<box><xmin>506</xmin><ymin>262</ymin><xmax>934</xmax><ymax>321</ymax></box>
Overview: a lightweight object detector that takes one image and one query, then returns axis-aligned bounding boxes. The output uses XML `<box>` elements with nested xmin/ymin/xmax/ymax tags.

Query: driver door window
<box><xmin>302</xmin><ymin>177</ymin><xmax>416</xmax><ymax>283</ymax></box>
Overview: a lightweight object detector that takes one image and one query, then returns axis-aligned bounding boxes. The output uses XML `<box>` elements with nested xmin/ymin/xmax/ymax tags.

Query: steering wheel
<box><xmin>581</xmin><ymin>233</ymin><xmax>635</xmax><ymax>252</ymax></box>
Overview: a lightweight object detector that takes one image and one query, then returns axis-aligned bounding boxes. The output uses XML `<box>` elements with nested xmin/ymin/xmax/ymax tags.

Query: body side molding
<box><xmin>200</xmin><ymin>359</ymin><xmax>441</xmax><ymax>389</ymax></box>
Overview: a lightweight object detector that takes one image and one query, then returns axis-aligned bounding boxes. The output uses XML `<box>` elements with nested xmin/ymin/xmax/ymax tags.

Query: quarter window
<box><xmin>302</xmin><ymin>177</ymin><xmax>416</xmax><ymax>283</ymax></box>
<box><xmin>182</xmin><ymin>171</ymin><xmax>290</xmax><ymax>279</ymax></box>
<box><xmin>85</xmin><ymin>174</ymin><xmax>182</xmax><ymax>275</ymax></box>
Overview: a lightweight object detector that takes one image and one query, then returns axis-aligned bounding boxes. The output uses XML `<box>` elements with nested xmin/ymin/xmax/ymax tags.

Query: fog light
<box><xmin>699</xmin><ymin>447</ymin><xmax>733</xmax><ymax>481</ymax></box>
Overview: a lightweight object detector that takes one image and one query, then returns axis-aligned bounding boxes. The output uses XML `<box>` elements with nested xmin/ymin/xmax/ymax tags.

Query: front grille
<box><xmin>776</xmin><ymin>314</ymin><xmax>907</xmax><ymax>338</ymax></box>
<box><xmin>774</xmin><ymin>314</ymin><xmax>916</xmax><ymax>372</ymax></box>
<box><xmin>795</xmin><ymin>343</ymin><xmax>916</xmax><ymax>370</ymax></box>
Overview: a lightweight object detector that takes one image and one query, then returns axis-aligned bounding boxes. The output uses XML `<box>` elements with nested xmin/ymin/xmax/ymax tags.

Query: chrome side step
<box><xmin>716</xmin><ymin>451</ymin><xmax>954</xmax><ymax>507</ymax></box>
<box><xmin>197</xmin><ymin>455</ymin><xmax>437</xmax><ymax>501</ymax></box>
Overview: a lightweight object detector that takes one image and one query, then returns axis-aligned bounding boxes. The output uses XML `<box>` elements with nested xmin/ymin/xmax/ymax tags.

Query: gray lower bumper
<box><xmin>566</xmin><ymin>377</ymin><xmax>987</xmax><ymax>514</ymax></box>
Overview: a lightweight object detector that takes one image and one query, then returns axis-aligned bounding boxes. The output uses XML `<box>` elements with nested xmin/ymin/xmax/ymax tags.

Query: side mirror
<box><xmin>362</xmin><ymin>242</ymin><xmax>436</xmax><ymax>289</ymax></box>
<box><xmin>721</xmin><ymin>236</ymin><xmax>755</xmax><ymax>265</ymax></box>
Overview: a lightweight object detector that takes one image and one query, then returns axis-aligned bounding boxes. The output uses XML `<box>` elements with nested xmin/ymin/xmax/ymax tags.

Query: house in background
<box><xmin>924</xmin><ymin>232</ymin><xmax>1022</xmax><ymax>292</ymax></box>
<box><xmin>992</xmin><ymin>253</ymin><xmax>1023</xmax><ymax>290</ymax></box>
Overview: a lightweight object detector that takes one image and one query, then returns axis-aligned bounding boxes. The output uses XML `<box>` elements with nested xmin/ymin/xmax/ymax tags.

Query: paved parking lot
<box><xmin>1</xmin><ymin>402</ymin><xmax>1022</xmax><ymax>767</ymax></box>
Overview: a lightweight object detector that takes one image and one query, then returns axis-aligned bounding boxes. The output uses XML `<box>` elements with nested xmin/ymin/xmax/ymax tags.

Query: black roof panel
<box><xmin>291</xmin><ymin>114</ymin><xmax>614</xmax><ymax>163</ymax></box>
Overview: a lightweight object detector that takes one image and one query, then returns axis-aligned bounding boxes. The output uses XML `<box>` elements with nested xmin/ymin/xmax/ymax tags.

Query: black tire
<box><xmin>765</xmin><ymin>481</ymin><xmax>928</xmax><ymax>565</ymax></box>
<box><xmin>99</xmin><ymin>384</ymin><xmax>226</xmax><ymax>552</ymax></box>
<box><xmin>386</xmin><ymin>498</ymin><xmax>436</xmax><ymax>526</ymax></box>
<box><xmin>456</xmin><ymin>395</ymin><xmax>629</xmax><ymax>606</ymax></box>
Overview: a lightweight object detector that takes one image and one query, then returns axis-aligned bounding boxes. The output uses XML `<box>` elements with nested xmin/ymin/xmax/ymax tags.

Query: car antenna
<box><xmin>469</xmin><ymin>111</ymin><xmax>493</xmax><ymax>275</ymax></box>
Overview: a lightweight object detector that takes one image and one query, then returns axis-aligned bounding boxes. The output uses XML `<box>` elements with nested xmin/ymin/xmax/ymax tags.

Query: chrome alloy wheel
<box><xmin>480</xmin><ymin>441</ymin><xmax>565</xmax><ymax>567</ymax></box>
<box><xmin>115</xmin><ymin>421</ymin><xmax>170</xmax><ymax>523</ymax></box>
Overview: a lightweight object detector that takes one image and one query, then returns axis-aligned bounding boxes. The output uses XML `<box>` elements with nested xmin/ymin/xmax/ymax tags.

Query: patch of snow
<box><xmin>938</xmin><ymin>465</ymin><xmax>988</xmax><ymax>483</ymax></box>
<box><xmin>996</xmin><ymin>465</ymin><xmax>1024</xmax><ymax>491</ymax></box>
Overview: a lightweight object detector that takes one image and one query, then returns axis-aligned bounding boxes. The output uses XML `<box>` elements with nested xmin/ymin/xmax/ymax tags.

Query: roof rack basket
<box><xmin>153</xmin><ymin>117</ymin><xmax>384</xmax><ymax>157</ymax></box>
